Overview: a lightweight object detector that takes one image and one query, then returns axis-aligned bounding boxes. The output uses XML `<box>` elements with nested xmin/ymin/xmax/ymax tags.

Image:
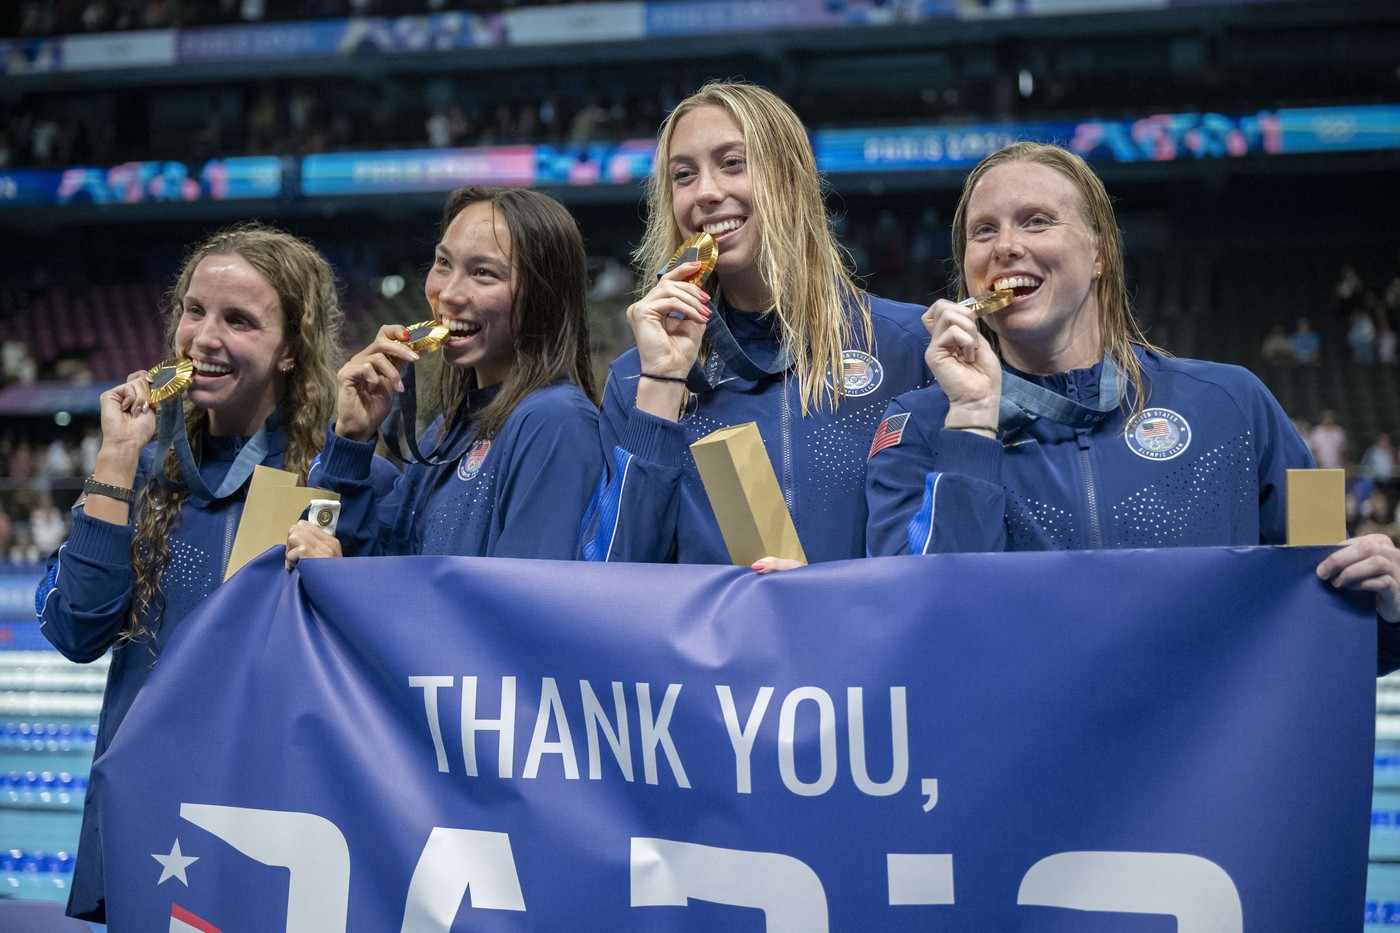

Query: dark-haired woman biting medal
<box><xmin>285</xmin><ymin>185</ymin><xmax>602</xmax><ymax>564</ymax></box>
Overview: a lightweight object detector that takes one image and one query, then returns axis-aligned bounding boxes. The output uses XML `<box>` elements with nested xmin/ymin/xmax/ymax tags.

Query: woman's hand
<box><xmin>98</xmin><ymin>369</ymin><xmax>159</xmax><ymax>455</ymax></box>
<box><xmin>1316</xmin><ymin>533</ymin><xmax>1400</xmax><ymax>622</ymax></box>
<box><xmin>751</xmin><ymin>556</ymin><xmax>806</xmax><ymax>574</ymax></box>
<box><xmin>922</xmin><ymin>299</ymin><xmax>1002</xmax><ymax>429</ymax></box>
<box><xmin>335</xmin><ymin>325</ymin><xmax>421</xmax><ymax>442</ymax></box>
<box><xmin>285</xmin><ymin>519</ymin><xmax>343</xmax><ymax>571</ymax></box>
<box><xmin>84</xmin><ymin>370</ymin><xmax>160</xmax><ymax>523</ymax></box>
<box><xmin>627</xmin><ymin>262</ymin><xmax>711</xmax><ymax>420</ymax></box>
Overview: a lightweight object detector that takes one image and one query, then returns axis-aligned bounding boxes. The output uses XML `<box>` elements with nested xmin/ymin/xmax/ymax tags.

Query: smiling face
<box><xmin>174</xmin><ymin>254</ymin><xmax>293</xmax><ymax>437</ymax></box>
<box><xmin>667</xmin><ymin>105</ymin><xmax>769</xmax><ymax>310</ymax></box>
<box><xmin>962</xmin><ymin>160</ymin><xmax>1104</xmax><ymax>374</ymax></box>
<box><xmin>427</xmin><ymin>200</ymin><xmax>517</xmax><ymax>387</ymax></box>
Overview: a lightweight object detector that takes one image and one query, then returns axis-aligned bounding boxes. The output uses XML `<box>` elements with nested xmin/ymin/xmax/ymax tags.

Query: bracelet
<box><xmin>945</xmin><ymin>424</ymin><xmax>999</xmax><ymax>435</ymax></box>
<box><xmin>83</xmin><ymin>475</ymin><xmax>135</xmax><ymax>503</ymax></box>
<box><xmin>640</xmin><ymin>372</ymin><xmax>688</xmax><ymax>385</ymax></box>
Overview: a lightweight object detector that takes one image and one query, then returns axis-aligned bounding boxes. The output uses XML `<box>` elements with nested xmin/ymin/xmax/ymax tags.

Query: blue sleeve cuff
<box><xmin>66</xmin><ymin>510</ymin><xmax>135</xmax><ymax>566</ymax></box>
<box><xmin>621</xmin><ymin>409</ymin><xmax>687</xmax><ymax>467</ymax></box>
<box><xmin>936</xmin><ymin>427</ymin><xmax>1003</xmax><ymax>485</ymax></box>
<box><xmin>319</xmin><ymin>427</ymin><xmax>377</xmax><ymax>482</ymax></box>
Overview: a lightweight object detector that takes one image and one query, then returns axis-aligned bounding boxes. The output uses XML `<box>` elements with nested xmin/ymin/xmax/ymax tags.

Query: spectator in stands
<box><xmin>1346</xmin><ymin>308</ymin><xmax>1377</xmax><ymax>363</ymax></box>
<box><xmin>79</xmin><ymin>425</ymin><xmax>101</xmax><ymax>476</ymax></box>
<box><xmin>8</xmin><ymin>529</ymin><xmax>40</xmax><ymax>564</ymax></box>
<box><xmin>1330</xmin><ymin>262</ymin><xmax>1365</xmax><ymax>318</ymax></box>
<box><xmin>580</xmin><ymin>80</ymin><xmax>930</xmax><ymax>569</ymax></box>
<box><xmin>1309</xmin><ymin>409</ymin><xmax>1348</xmax><ymax>470</ymax></box>
<box><xmin>1357</xmin><ymin>489</ymin><xmax>1400</xmax><ymax>546</ymax></box>
<box><xmin>7</xmin><ymin>439</ymin><xmax>36</xmax><ymax>483</ymax></box>
<box><xmin>35</xmin><ymin>222</ymin><xmax>345</xmax><ymax>923</ymax></box>
<box><xmin>863</xmin><ymin>141</ymin><xmax>1400</xmax><ymax>669</ymax></box>
<box><xmin>2</xmin><ymin>339</ymin><xmax>38</xmax><ymax>384</ymax></box>
<box><xmin>285</xmin><ymin>185</ymin><xmax>601</xmax><ymax>563</ymax></box>
<box><xmin>1384</xmin><ymin>276</ymin><xmax>1400</xmax><ymax>322</ymax></box>
<box><xmin>1260</xmin><ymin>324</ymin><xmax>1297</xmax><ymax>366</ymax></box>
<box><xmin>41</xmin><ymin>437</ymin><xmax>77</xmax><ymax>484</ymax></box>
<box><xmin>28</xmin><ymin>492</ymin><xmax>66</xmax><ymax>554</ymax></box>
<box><xmin>1363</xmin><ymin>432</ymin><xmax>1399</xmax><ymax>494</ymax></box>
<box><xmin>1378</xmin><ymin>311</ymin><xmax>1397</xmax><ymax>366</ymax></box>
<box><xmin>425</xmin><ymin>106</ymin><xmax>453</xmax><ymax>148</ymax></box>
<box><xmin>1291</xmin><ymin>316</ymin><xmax>1321</xmax><ymax>365</ymax></box>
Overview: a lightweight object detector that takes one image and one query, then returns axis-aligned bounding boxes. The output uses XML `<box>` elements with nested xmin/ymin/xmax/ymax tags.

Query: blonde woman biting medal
<box><xmin>581</xmin><ymin>81</ymin><xmax>935</xmax><ymax>570</ymax></box>
<box><xmin>864</xmin><ymin>142</ymin><xmax>1400</xmax><ymax>671</ymax></box>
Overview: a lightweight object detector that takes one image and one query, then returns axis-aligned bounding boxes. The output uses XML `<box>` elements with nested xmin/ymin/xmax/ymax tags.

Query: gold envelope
<box><xmin>690</xmin><ymin>422</ymin><xmax>807</xmax><ymax>566</ymax></box>
<box><xmin>224</xmin><ymin>465</ymin><xmax>338</xmax><ymax>580</ymax></box>
<box><xmin>1286</xmin><ymin>468</ymin><xmax>1345</xmax><ymax>546</ymax></box>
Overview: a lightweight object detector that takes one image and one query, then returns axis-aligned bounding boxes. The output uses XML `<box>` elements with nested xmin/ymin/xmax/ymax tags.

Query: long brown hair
<box><xmin>950</xmin><ymin>141</ymin><xmax>1165</xmax><ymax>421</ymax></box>
<box><xmin>126</xmin><ymin>223</ymin><xmax>343</xmax><ymax>643</ymax></box>
<box><xmin>635</xmin><ymin>80</ymin><xmax>870</xmax><ymax>414</ymax></box>
<box><xmin>429</xmin><ymin>185</ymin><xmax>596</xmax><ymax>442</ymax></box>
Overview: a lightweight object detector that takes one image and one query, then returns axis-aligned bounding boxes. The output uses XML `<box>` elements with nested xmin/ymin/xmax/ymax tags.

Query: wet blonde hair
<box><xmin>635</xmin><ymin>80</ymin><xmax>871</xmax><ymax>413</ymax></box>
<box><xmin>950</xmin><ymin>141</ymin><xmax>1164</xmax><ymax>421</ymax></box>
<box><xmin>127</xmin><ymin>223</ymin><xmax>343</xmax><ymax>643</ymax></box>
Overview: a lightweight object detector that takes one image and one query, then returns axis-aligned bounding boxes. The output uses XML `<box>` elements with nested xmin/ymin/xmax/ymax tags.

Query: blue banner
<box><xmin>177</xmin><ymin>14</ymin><xmax>505</xmax><ymax>63</ymax></box>
<box><xmin>300</xmin><ymin>148</ymin><xmax>537</xmax><ymax>196</ymax></box>
<box><xmin>299</xmin><ymin>141</ymin><xmax>655</xmax><ymax>195</ymax></box>
<box><xmin>1275</xmin><ymin>106</ymin><xmax>1400</xmax><ymax>155</ymax></box>
<box><xmin>5</xmin><ymin>105</ymin><xmax>1396</xmax><ymax>210</ymax></box>
<box><xmin>814</xmin><ymin>105</ymin><xmax>1400</xmax><ymax>174</ymax></box>
<box><xmin>97</xmin><ymin>546</ymin><xmax>1373</xmax><ymax>930</ymax></box>
<box><xmin>0</xmin><ymin>157</ymin><xmax>282</xmax><ymax>207</ymax></box>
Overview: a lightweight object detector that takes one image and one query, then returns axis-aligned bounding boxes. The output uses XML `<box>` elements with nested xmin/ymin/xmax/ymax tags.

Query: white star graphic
<box><xmin>152</xmin><ymin>838</ymin><xmax>199</xmax><ymax>885</ymax></box>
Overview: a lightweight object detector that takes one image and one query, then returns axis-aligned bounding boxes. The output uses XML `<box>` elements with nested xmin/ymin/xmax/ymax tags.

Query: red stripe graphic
<box><xmin>171</xmin><ymin>904</ymin><xmax>225</xmax><ymax>933</ymax></box>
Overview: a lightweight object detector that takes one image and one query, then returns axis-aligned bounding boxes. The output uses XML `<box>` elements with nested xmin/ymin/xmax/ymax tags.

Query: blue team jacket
<box><xmin>866</xmin><ymin>348</ymin><xmax>1314</xmax><ymax>555</ymax></box>
<box><xmin>865</xmin><ymin>347</ymin><xmax>1400</xmax><ymax>673</ymax></box>
<box><xmin>582</xmin><ymin>293</ymin><xmax>931</xmax><ymax>565</ymax></box>
<box><xmin>35</xmin><ymin>417</ymin><xmax>290</xmax><ymax>922</ymax></box>
<box><xmin>313</xmin><ymin>379</ymin><xmax>601</xmax><ymax>559</ymax></box>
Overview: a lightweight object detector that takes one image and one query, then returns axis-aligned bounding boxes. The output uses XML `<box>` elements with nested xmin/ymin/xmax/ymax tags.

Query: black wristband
<box><xmin>639</xmin><ymin>372</ymin><xmax>688</xmax><ymax>385</ymax></box>
<box><xmin>84</xmin><ymin>475</ymin><xmax>135</xmax><ymax>503</ymax></box>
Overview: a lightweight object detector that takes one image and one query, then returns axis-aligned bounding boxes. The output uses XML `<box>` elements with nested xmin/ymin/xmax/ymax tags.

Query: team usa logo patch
<box><xmin>868</xmin><ymin>412</ymin><xmax>910</xmax><ymax>458</ymax></box>
<box><xmin>831</xmin><ymin>349</ymin><xmax>883</xmax><ymax>397</ymax></box>
<box><xmin>457</xmin><ymin>440</ymin><xmax>492</xmax><ymax>480</ymax></box>
<box><xmin>1126</xmin><ymin>408</ymin><xmax>1191</xmax><ymax>461</ymax></box>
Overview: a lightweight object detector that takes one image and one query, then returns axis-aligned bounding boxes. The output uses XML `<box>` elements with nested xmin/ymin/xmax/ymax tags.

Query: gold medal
<box><xmin>147</xmin><ymin>357</ymin><xmax>194</xmax><ymax>408</ymax></box>
<box><xmin>663</xmin><ymin>231</ymin><xmax>718</xmax><ymax>288</ymax></box>
<box><xmin>961</xmin><ymin>289</ymin><xmax>1014</xmax><ymax>319</ymax></box>
<box><xmin>400</xmin><ymin>319</ymin><xmax>451</xmax><ymax>353</ymax></box>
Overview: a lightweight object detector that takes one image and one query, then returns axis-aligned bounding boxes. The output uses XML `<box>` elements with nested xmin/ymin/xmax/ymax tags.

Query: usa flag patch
<box><xmin>868</xmin><ymin>412</ymin><xmax>910</xmax><ymax>458</ymax></box>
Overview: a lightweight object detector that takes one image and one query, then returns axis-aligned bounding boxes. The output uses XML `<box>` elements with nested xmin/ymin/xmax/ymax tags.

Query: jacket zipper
<box><xmin>781</xmin><ymin>378</ymin><xmax>795</xmax><ymax>514</ymax></box>
<box><xmin>220</xmin><ymin>508</ymin><xmax>238</xmax><ymax>578</ymax></box>
<box><xmin>1079</xmin><ymin>440</ymin><xmax>1103</xmax><ymax>549</ymax></box>
<box><xmin>1067</xmin><ymin>373</ymin><xmax>1103</xmax><ymax>549</ymax></box>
